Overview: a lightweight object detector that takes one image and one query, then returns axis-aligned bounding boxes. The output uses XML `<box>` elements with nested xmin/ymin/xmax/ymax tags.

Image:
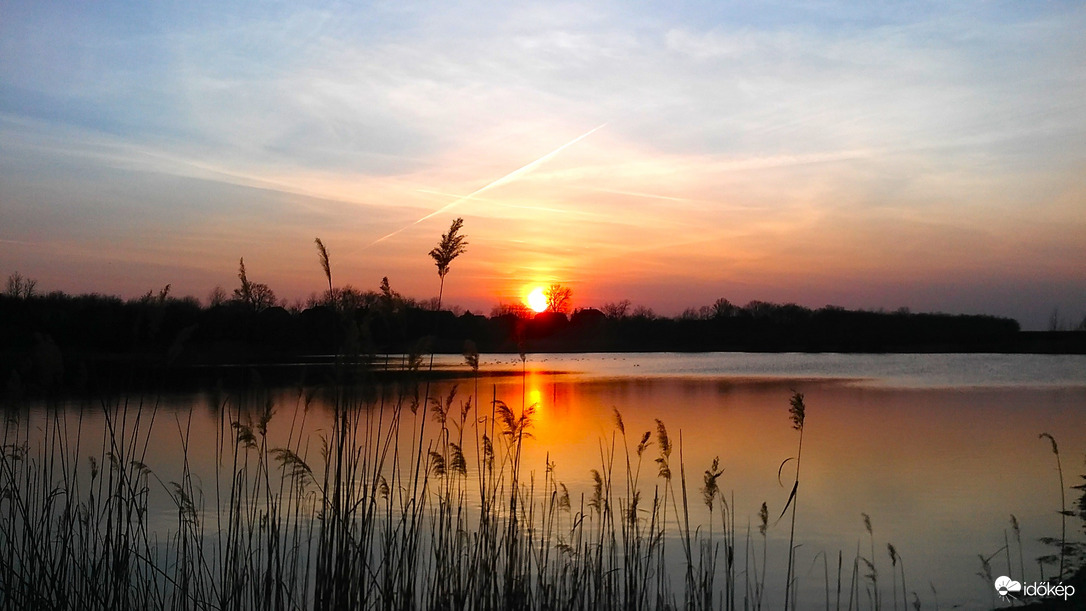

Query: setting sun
<box><xmin>526</xmin><ymin>287</ymin><xmax>547</xmax><ymax>313</ymax></box>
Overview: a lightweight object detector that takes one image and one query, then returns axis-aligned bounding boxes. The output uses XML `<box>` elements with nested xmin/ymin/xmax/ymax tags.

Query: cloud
<box><xmin>1</xmin><ymin>1</ymin><xmax>1084</xmax><ymax>328</ymax></box>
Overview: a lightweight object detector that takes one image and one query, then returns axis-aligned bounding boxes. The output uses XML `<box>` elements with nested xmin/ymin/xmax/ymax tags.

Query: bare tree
<box><xmin>544</xmin><ymin>283</ymin><xmax>572</xmax><ymax>314</ymax></box>
<box><xmin>1048</xmin><ymin>308</ymin><xmax>1064</xmax><ymax>331</ymax></box>
<box><xmin>338</xmin><ymin>285</ymin><xmax>377</xmax><ymax>311</ymax></box>
<box><xmin>248</xmin><ymin>284</ymin><xmax>277</xmax><ymax>311</ymax></box>
<box><xmin>711</xmin><ymin>297</ymin><xmax>738</xmax><ymax>318</ymax></box>
<box><xmin>5</xmin><ymin>271</ymin><xmax>37</xmax><ymax>299</ymax></box>
<box><xmin>491</xmin><ymin>302</ymin><xmax>531</xmax><ymax>318</ymax></box>
<box><xmin>208</xmin><ymin>285</ymin><xmax>227</xmax><ymax>307</ymax></box>
<box><xmin>601</xmin><ymin>299</ymin><xmax>631</xmax><ymax>319</ymax></box>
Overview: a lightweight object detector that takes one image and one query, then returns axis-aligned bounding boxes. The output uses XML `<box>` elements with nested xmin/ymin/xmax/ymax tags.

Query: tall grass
<box><xmin>3</xmin><ymin>375</ymin><xmax>1080</xmax><ymax>610</ymax></box>
<box><xmin>2</xmin><ymin>365</ymin><xmax>798</xmax><ymax>610</ymax></box>
<box><xmin>0</xmin><ymin>397</ymin><xmax>163</xmax><ymax>609</ymax></box>
<box><xmin>1038</xmin><ymin>432</ymin><xmax>1068</xmax><ymax>579</ymax></box>
<box><xmin>781</xmin><ymin>391</ymin><xmax>806</xmax><ymax>611</ymax></box>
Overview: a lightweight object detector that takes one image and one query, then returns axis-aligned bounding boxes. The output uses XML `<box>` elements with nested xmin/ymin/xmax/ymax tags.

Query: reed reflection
<box><xmin>3</xmin><ymin>358</ymin><xmax>1083</xmax><ymax>609</ymax></box>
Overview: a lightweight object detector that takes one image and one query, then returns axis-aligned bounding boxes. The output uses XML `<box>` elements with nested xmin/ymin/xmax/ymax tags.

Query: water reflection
<box><xmin>5</xmin><ymin>354</ymin><xmax>1084</xmax><ymax>610</ymax></box>
<box><xmin>427</xmin><ymin>362</ymin><xmax>1086</xmax><ymax>609</ymax></box>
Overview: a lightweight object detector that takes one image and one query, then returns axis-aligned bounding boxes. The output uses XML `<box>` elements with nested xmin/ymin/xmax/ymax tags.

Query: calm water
<box><xmin>431</xmin><ymin>353</ymin><xmax>1086</xmax><ymax>609</ymax></box>
<box><xmin>11</xmin><ymin>352</ymin><xmax>1086</xmax><ymax>609</ymax></box>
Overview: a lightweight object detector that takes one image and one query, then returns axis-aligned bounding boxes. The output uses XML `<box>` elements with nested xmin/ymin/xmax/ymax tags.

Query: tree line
<box><xmin>0</xmin><ymin>271</ymin><xmax>1052</xmax><ymax>392</ymax></box>
<box><xmin>3</xmin><ymin>214</ymin><xmax>1082</xmax><ymax>395</ymax></box>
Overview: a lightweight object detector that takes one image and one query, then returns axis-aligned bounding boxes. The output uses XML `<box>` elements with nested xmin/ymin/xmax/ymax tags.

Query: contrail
<box><xmin>367</xmin><ymin>123</ymin><xmax>606</xmax><ymax>246</ymax></box>
<box><xmin>416</xmin><ymin>188</ymin><xmax>609</xmax><ymax>218</ymax></box>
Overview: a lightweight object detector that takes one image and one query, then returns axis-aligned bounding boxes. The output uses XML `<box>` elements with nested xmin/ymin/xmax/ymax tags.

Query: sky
<box><xmin>1</xmin><ymin>1</ymin><xmax>1084</xmax><ymax>329</ymax></box>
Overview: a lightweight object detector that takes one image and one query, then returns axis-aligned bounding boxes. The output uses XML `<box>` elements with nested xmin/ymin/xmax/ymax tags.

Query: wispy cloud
<box><xmin>368</xmin><ymin>124</ymin><xmax>606</xmax><ymax>245</ymax></box>
<box><xmin>1</xmin><ymin>1</ymin><xmax>1084</xmax><ymax>327</ymax></box>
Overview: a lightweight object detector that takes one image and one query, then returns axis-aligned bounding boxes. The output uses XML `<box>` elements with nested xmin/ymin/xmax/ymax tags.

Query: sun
<box><xmin>526</xmin><ymin>287</ymin><xmax>547</xmax><ymax>313</ymax></box>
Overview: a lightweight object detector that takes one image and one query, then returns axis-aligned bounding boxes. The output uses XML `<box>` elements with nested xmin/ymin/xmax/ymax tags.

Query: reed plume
<box><xmin>314</xmin><ymin>237</ymin><xmax>333</xmax><ymax>307</ymax></box>
<box><xmin>1038</xmin><ymin>432</ymin><xmax>1068</xmax><ymax>579</ymax></box>
<box><xmin>782</xmin><ymin>391</ymin><xmax>806</xmax><ymax>611</ymax></box>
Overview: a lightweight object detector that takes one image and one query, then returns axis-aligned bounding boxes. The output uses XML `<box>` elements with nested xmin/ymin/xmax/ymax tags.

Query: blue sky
<box><xmin>1</xmin><ymin>0</ymin><xmax>1083</xmax><ymax>328</ymax></box>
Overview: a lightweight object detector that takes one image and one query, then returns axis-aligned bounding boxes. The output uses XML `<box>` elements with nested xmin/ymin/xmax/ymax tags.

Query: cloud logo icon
<box><xmin>994</xmin><ymin>576</ymin><xmax>1022</xmax><ymax>598</ymax></box>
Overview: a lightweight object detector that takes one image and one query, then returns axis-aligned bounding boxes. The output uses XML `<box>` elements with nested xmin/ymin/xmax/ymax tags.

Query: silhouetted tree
<box><xmin>491</xmin><ymin>302</ymin><xmax>531</xmax><ymax>318</ymax></box>
<box><xmin>337</xmin><ymin>285</ymin><xmax>377</xmax><ymax>312</ymax></box>
<box><xmin>1049</xmin><ymin>308</ymin><xmax>1062</xmax><ymax>331</ymax></box>
<box><xmin>544</xmin><ymin>283</ymin><xmax>572</xmax><ymax>313</ymax></box>
<box><xmin>744</xmin><ymin>300</ymin><xmax>775</xmax><ymax>319</ymax></box>
<box><xmin>5</xmin><ymin>272</ymin><xmax>37</xmax><ymax>299</ymax></box>
<box><xmin>601</xmin><ymin>299</ymin><xmax>631</xmax><ymax>319</ymax></box>
<box><xmin>250</xmin><ymin>285</ymin><xmax>277</xmax><ymax>311</ymax></box>
<box><xmin>711</xmin><ymin>297</ymin><xmax>738</xmax><ymax>318</ymax></box>
<box><xmin>208</xmin><ymin>286</ymin><xmax>227</xmax><ymax>307</ymax></box>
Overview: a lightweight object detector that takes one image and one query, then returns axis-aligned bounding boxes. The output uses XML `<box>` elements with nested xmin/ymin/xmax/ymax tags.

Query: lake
<box><xmin>4</xmin><ymin>352</ymin><xmax>1084</xmax><ymax>610</ymax></box>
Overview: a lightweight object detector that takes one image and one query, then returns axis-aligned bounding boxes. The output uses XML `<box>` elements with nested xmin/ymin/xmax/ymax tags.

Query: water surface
<box><xmin>11</xmin><ymin>352</ymin><xmax>1086</xmax><ymax>610</ymax></box>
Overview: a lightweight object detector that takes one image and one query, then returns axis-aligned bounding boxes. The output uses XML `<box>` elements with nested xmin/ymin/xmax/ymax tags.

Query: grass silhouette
<box><xmin>1</xmin><ymin>367</ymin><xmax>1083</xmax><ymax>610</ymax></box>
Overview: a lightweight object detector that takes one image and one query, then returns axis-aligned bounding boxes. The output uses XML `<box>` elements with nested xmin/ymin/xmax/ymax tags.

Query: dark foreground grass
<box><xmin>0</xmin><ymin>368</ymin><xmax>742</xmax><ymax>611</ymax></box>
<box><xmin>0</xmin><ymin>371</ymin><xmax>1079</xmax><ymax>611</ymax></box>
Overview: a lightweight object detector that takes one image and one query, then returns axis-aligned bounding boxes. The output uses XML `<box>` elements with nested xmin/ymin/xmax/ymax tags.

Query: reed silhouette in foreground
<box><xmin>0</xmin><ymin>375</ymin><xmax>787</xmax><ymax>610</ymax></box>
<box><xmin>2</xmin><ymin>381</ymin><xmax>1083</xmax><ymax>610</ymax></box>
<box><xmin>1039</xmin><ymin>432</ymin><xmax>1068</xmax><ymax>580</ymax></box>
<box><xmin>780</xmin><ymin>391</ymin><xmax>806</xmax><ymax>611</ymax></box>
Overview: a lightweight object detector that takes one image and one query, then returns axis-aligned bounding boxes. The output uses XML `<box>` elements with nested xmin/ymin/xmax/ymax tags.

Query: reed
<box><xmin>753</xmin><ymin>501</ymin><xmax>769</xmax><ymax>610</ymax></box>
<box><xmin>887</xmin><ymin>543</ymin><xmax>906</xmax><ymax>611</ymax></box>
<box><xmin>1010</xmin><ymin>514</ymin><xmax>1025</xmax><ymax>582</ymax></box>
<box><xmin>1039</xmin><ymin>432</ymin><xmax>1068</xmax><ymax>579</ymax></box>
<box><xmin>313</xmin><ymin>237</ymin><xmax>334</xmax><ymax>308</ymax></box>
<box><xmin>862</xmin><ymin>512</ymin><xmax>879</xmax><ymax>610</ymax></box>
<box><xmin>847</xmin><ymin>541</ymin><xmax>860</xmax><ymax>611</ymax></box>
<box><xmin>977</xmin><ymin>547</ymin><xmax>998</xmax><ymax>609</ymax></box>
<box><xmin>10</xmin><ymin>365</ymin><xmax>1074</xmax><ymax>610</ymax></box>
<box><xmin>0</xmin><ymin>396</ymin><xmax>163</xmax><ymax>609</ymax></box>
<box><xmin>3</xmin><ymin>374</ymin><xmax>807</xmax><ymax>610</ymax></box>
<box><xmin>781</xmin><ymin>391</ymin><xmax>806</xmax><ymax>611</ymax></box>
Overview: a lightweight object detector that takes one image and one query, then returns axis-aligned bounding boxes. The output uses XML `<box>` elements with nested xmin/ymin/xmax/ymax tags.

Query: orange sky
<box><xmin>1</xmin><ymin>2</ymin><xmax>1084</xmax><ymax>328</ymax></box>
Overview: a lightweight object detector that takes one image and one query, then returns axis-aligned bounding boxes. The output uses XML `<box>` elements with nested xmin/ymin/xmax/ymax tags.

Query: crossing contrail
<box><xmin>367</xmin><ymin>123</ymin><xmax>606</xmax><ymax>246</ymax></box>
